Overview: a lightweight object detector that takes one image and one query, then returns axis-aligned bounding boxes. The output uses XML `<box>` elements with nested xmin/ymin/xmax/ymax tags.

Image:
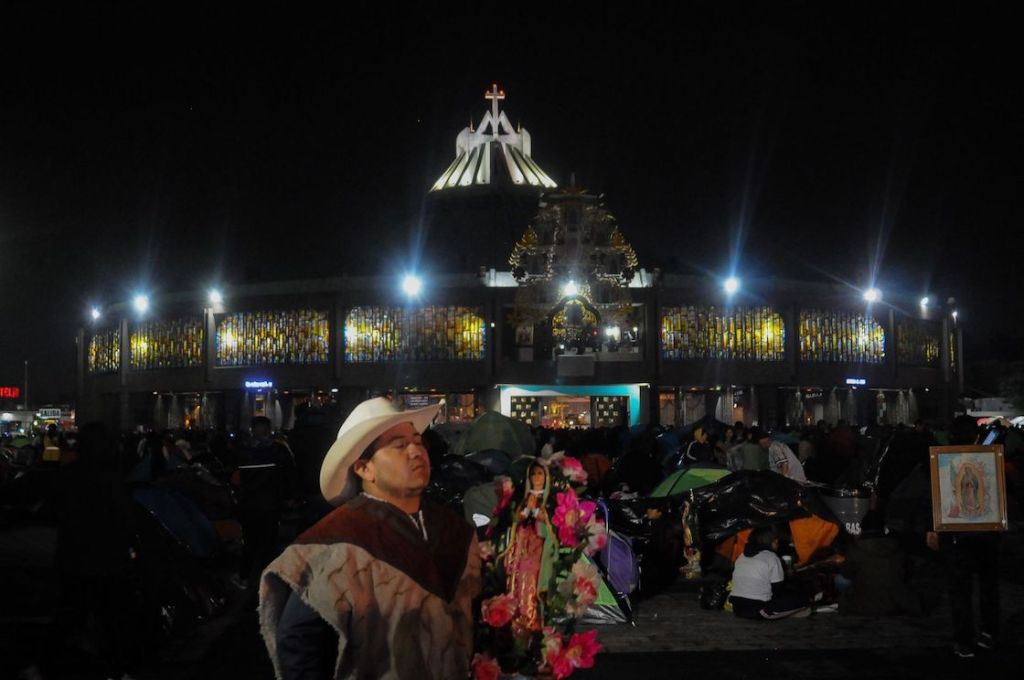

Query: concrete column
<box><xmin>941</xmin><ymin>317</ymin><xmax>951</xmax><ymax>385</ymax></box>
<box><xmin>334</xmin><ymin>298</ymin><xmax>345</xmax><ymax>381</ymax></box>
<box><xmin>476</xmin><ymin>385</ymin><xmax>501</xmax><ymax>414</ymax></box>
<box><xmin>640</xmin><ymin>384</ymin><xmax>654</xmax><ymax>425</ymax></box>
<box><xmin>119</xmin><ymin>391</ymin><xmax>131</xmax><ymax>432</ymax></box>
<box><xmin>887</xmin><ymin>308</ymin><xmax>898</xmax><ymax>381</ymax></box>
<box><xmin>787</xmin><ymin>304</ymin><xmax>800</xmax><ymax>382</ymax></box>
<box><xmin>205</xmin><ymin>307</ymin><xmax>216</xmax><ymax>383</ymax></box>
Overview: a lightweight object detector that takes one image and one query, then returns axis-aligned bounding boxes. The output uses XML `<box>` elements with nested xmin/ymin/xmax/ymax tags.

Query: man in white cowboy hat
<box><xmin>258</xmin><ymin>397</ymin><xmax>480</xmax><ymax>680</ymax></box>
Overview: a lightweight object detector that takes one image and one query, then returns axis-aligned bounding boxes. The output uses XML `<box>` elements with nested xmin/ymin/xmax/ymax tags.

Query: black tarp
<box><xmin>686</xmin><ymin>471</ymin><xmax>843</xmax><ymax>542</ymax></box>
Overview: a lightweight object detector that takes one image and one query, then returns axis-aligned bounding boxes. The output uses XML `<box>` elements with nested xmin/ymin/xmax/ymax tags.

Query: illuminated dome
<box><xmin>430</xmin><ymin>84</ymin><xmax>557</xmax><ymax>192</ymax></box>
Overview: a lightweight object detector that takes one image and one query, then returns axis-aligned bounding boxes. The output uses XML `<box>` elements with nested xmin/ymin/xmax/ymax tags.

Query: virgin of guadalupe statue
<box><xmin>502</xmin><ymin>461</ymin><xmax>559</xmax><ymax>637</ymax></box>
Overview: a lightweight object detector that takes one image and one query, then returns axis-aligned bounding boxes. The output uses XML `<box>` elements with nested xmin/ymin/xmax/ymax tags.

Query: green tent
<box><xmin>578</xmin><ymin>553</ymin><xmax>633</xmax><ymax>625</ymax></box>
<box><xmin>650</xmin><ymin>466</ymin><xmax>730</xmax><ymax>497</ymax></box>
<box><xmin>454</xmin><ymin>411</ymin><xmax>535</xmax><ymax>457</ymax></box>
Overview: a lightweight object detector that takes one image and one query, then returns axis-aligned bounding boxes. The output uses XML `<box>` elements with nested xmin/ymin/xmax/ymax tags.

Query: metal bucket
<box><xmin>819</xmin><ymin>486</ymin><xmax>872</xmax><ymax>536</ymax></box>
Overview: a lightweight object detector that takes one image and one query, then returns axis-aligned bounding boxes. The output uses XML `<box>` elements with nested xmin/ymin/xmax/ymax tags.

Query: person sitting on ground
<box><xmin>837</xmin><ymin>510</ymin><xmax>923</xmax><ymax>616</ymax></box>
<box><xmin>729</xmin><ymin>525</ymin><xmax>810</xmax><ymax>619</ymax></box>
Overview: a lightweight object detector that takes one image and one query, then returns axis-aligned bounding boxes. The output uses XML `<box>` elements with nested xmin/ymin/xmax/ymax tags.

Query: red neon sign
<box><xmin>0</xmin><ymin>386</ymin><xmax>21</xmax><ymax>399</ymax></box>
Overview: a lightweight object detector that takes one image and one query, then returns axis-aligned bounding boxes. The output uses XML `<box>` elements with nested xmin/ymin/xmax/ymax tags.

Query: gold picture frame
<box><xmin>929</xmin><ymin>445</ymin><xmax>1008</xmax><ymax>533</ymax></box>
<box><xmin>515</xmin><ymin>324</ymin><xmax>534</xmax><ymax>347</ymax></box>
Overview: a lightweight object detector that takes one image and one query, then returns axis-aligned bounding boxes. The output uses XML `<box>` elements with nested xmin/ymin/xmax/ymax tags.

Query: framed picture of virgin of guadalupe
<box><xmin>929</xmin><ymin>445</ymin><xmax>1008</xmax><ymax>532</ymax></box>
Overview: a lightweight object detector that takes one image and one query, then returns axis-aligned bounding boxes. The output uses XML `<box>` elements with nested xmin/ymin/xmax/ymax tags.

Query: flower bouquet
<box><xmin>473</xmin><ymin>454</ymin><xmax>608</xmax><ymax>679</ymax></box>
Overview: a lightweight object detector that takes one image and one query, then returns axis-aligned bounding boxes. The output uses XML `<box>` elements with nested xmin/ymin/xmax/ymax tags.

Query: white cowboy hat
<box><xmin>320</xmin><ymin>397</ymin><xmax>441</xmax><ymax>505</ymax></box>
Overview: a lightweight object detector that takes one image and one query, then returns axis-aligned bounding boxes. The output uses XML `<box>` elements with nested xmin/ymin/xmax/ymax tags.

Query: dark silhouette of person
<box><xmin>928</xmin><ymin>415</ymin><xmax>1002</xmax><ymax>657</ymax></box>
<box><xmin>235</xmin><ymin>416</ymin><xmax>296</xmax><ymax>590</ymax></box>
<box><xmin>54</xmin><ymin>422</ymin><xmax>141</xmax><ymax>679</ymax></box>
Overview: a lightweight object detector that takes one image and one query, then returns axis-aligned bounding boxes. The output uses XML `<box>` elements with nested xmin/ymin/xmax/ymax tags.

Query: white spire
<box><xmin>431</xmin><ymin>85</ymin><xmax>557</xmax><ymax>192</ymax></box>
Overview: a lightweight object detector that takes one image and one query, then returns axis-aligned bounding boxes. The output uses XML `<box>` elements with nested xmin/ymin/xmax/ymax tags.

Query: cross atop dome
<box><xmin>485</xmin><ymin>84</ymin><xmax>505</xmax><ymax>136</ymax></box>
<box><xmin>430</xmin><ymin>85</ymin><xmax>557</xmax><ymax>192</ymax></box>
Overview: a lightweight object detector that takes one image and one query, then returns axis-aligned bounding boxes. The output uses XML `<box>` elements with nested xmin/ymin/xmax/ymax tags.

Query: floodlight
<box><xmin>562</xmin><ymin>280</ymin><xmax>579</xmax><ymax>297</ymax></box>
<box><xmin>90</xmin><ymin>307</ymin><xmax>101</xmax><ymax>321</ymax></box>
<box><xmin>919</xmin><ymin>296</ymin><xmax>929</xmax><ymax>308</ymax></box>
<box><xmin>724</xmin><ymin>277</ymin><xmax>740</xmax><ymax>295</ymax></box>
<box><xmin>133</xmin><ymin>294</ymin><xmax>149</xmax><ymax>313</ymax></box>
<box><xmin>402</xmin><ymin>274</ymin><xmax>423</xmax><ymax>297</ymax></box>
<box><xmin>863</xmin><ymin>288</ymin><xmax>881</xmax><ymax>303</ymax></box>
<box><xmin>209</xmin><ymin>289</ymin><xmax>223</xmax><ymax>304</ymax></box>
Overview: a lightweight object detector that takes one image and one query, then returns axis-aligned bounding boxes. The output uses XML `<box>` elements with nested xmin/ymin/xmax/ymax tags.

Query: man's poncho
<box><xmin>260</xmin><ymin>495</ymin><xmax>480</xmax><ymax>679</ymax></box>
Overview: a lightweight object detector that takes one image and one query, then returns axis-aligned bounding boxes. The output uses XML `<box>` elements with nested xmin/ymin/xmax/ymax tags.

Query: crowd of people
<box><xmin>2</xmin><ymin>406</ymin><xmax>1020</xmax><ymax>677</ymax></box>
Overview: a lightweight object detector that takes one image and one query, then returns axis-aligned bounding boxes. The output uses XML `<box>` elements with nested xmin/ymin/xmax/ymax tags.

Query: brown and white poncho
<box><xmin>259</xmin><ymin>494</ymin><xmax>480</xmax><ymax>679</ymax></box>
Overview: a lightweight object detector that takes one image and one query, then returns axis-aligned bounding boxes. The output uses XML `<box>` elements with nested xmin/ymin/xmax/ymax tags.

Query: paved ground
<box><xmin>3</xmin><ymin>521</ymin><xmax>1022</xmax><ymax>679</ymax></box>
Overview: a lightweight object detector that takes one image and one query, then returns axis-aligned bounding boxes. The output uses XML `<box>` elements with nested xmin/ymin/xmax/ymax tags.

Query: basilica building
<box><xmin>76</xmin><ymin>86</ymin><xmax>960</xmax><ymax>432</ymax></box>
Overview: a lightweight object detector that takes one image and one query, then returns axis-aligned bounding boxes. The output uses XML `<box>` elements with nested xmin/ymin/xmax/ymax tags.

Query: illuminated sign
<box><xmin>244</xmin><ymin>380</ymin><xmax>273</xmax><ymax>390</ymax></box>
<box><xmin>845</xmin><ymin>378</ymin><xmax>867</xmax><ymax>386</ymax></box>
<box><xmin>38</xmin><ymin>408</ymin><xmax>62</xmax><ymax>419</ymax></box>
<box><xmin>0</xmin><ymin>386</ymin><xmax>21</xmax><ymax>399</ymax></box>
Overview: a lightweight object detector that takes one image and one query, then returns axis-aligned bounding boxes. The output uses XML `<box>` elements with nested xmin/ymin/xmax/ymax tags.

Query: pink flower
<box><xmin>563</xmin><ymin>630</ymin><xmax>601</xmax><ymax>670</ymax></box>
<box><xmin>548</xmin><ymin>652</ymin><xmax>574</xmax><ymax>679</ymax></box>
<box><xmin>551</xmin><ymin>492</ymin><xmax>596</xmax><ymax>547</ymax></box>
<box><xmin>554</xmin><ymin>454</ymin><xmax>588</xmax><ymax>484</ymax></box>
<box><xmin>574</xmin><ymin>572</ymin><xmax>598</xmax><ymax>605</ymax></box>
<box><xmin>584</xmin><ymin>516</ymin><xmax>608</xmax><ymax>556</ymax></box>
<box><xmin>557</xmin><ymin>559</ymin><xmax>601</xmax><ymax>617</ymax></box>
<box><xmin>542</xmin><ymin>626</ymin><xmax>563</xmax><ymax>656</ymax></box>
<box><xmin>481</xmin><ymin>594</ymin><xmax>515</xmax><ymax>628</ymax></box>
<box><xmin>471</xmin><ymin>653</ymin><xmax>502</xmax><ymax>680</ymax></box>
<box><xmin>494</xmin><ymin>476</ymin><xmax>514</xmax><ymax>514</ymax></box>
<box><xmin>541</xmin><ymin>628</ymin><xmax>567</xmax><ymax>676</ymax></box>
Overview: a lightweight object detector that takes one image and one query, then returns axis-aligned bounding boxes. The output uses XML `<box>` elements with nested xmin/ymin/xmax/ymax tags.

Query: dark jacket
<box><xmin>839</xmin><ymin>534</ymin><xmax>922</xmax><ymax>616</ymax></box>
<box><xmin>681</xmin><ymin>440</ymin><xmax>713</xmax><ymax>466</ymax></box>
<box><xmin>237</xmin><ymin>438</ymin><xmax>296</xmax><ymax>514</ymax></box>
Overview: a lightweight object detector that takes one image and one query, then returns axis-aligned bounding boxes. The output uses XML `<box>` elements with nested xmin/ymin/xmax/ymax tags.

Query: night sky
<box><xmin>1</xmin><ymin>2</ymin><xmax>1020</xmax><ymax>403</ymax></box>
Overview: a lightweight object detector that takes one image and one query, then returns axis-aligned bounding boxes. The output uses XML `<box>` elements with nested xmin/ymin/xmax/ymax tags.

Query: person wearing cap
<box><xmin>258</xmin><ymin>397</ymin><xmax>479</xmax><ymax>680</ymax></box>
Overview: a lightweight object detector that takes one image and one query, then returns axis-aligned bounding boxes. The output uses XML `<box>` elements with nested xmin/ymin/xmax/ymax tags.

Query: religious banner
<box><xmin>929</xmin><ymin>445</ymin><xmax>1008</xmax><ymax>532</ymax></box>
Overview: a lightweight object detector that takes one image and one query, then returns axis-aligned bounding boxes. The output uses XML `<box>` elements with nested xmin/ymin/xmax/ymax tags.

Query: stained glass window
<box><xmin>344</xmin><ymin>306</ymin><xmax>487</xmax><ymax>362</ymax></box>
<box><xmin>216</xmin><ymin>309</ymin><xmax>330</xmax><ymax>366</ymax></box>
<box><xmin>344</xmin><ymin>306</ymin><xmax>402</xmax><ymax>362</ymax></box>
<box><xmin>88</xmin><ymin>329</ymin><xmax>121</xmax><ymax>374</ymax></box>
<box><xmin>130</xmin><ymin>317</ymin><xmax>204</xmax><ymax>370</ymax></box>
<box><xmin>799</xmin><ymin>309</ymin><xmax>885</xmax><ymax>363</ymax></box>
<box><xmin>661</xmin><ymin>306</ymin><xmax>786</xmax><ymax>361</ymax></box>
<box><xmin>896</xmin><ymin>319</ymin><xmax>940</xmax><ymax>367</ymax></box>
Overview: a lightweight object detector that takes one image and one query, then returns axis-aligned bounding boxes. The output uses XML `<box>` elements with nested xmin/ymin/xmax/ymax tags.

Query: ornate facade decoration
<box><xmin>509</xmin><ymin>188</ymin><xmax>641</xmax><ymax>348</ymax></box>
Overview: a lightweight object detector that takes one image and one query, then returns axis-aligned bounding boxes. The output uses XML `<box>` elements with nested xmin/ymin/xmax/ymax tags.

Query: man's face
<box><xmin>758</xmin><ymin>436</ymin><xmax>771</xmax><ymax>450</ymax></box>
<box><xmin>356</xmin><ymin>422</ymin><xmax>430</xmax><ymax>499</ymax></box>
